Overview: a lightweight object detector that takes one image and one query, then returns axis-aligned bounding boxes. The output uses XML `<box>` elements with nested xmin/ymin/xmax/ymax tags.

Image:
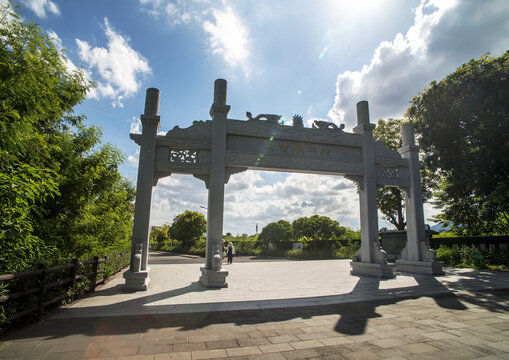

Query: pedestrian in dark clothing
<box><xmin>227</xmin><ymin>242</ymin><xmax>235</xmax><ymax>264</ymax></box>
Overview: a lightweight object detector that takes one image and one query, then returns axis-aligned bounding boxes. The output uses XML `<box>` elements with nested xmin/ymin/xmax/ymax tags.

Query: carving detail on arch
<box><xmin>166</xmin><ymin>120</ymin><xmax>212</xmax><ymax>140</ymax></box>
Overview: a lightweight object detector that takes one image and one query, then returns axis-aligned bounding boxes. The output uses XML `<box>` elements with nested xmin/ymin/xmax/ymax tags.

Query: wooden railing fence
<box><xmin>0</xmin><ymin>256</ymin><xmax>106</xmax><ymax>325</ymax></box>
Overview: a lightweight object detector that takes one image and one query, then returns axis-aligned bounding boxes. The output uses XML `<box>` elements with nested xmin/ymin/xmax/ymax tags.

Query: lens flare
<box><xmin>297</xmin><ymin>90</ymin><xmax>302</xmax><ymax>95</ymax></box>
<box><xmin>318</xmin><ymin>46</ymin><xmax>329</xmax><ymax>60</ymax></box>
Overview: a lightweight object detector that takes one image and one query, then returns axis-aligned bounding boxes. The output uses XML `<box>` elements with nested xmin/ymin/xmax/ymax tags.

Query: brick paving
<box><xmin>1</xmin><ymin>257</ymin><xmax>509</xmax><ymax>359</ymax></box>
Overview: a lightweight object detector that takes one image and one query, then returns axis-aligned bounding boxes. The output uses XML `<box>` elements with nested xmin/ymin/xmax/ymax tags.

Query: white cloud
<box><xmin>138</xmin><ymin>0</ymin><xmax>206</xmax><ymax>25</ymax></box>
<box><xmin>139</xmin><ymin>0</ymin><xmax>251</xmax><ymax>76</ymax></box>
<box><xmin>76</xmin><ymin>18</ymin><xmax>151</xmax><ymax>107</ymax></box>
<box><xmin>202</xmin><ymin>7</ymin><xmax>250</xmax><ymax>74</ymax></box>
<box><xmin>149</xmin><ymin>170</ymin><xmax>361</xmax><ymax>235</ymax></box>
<box><xmin>19</xmin><ymin>0</ymin><xmax>60</xmax><ymax>17</ymax></box>
<box><xmin>127</xmin><ymin>149</ymin><xmax>140</xmax><ymax>168</ymax></box>
<box><xmin>329</xmin><ymin>0</ymin><xmax>509</xmax><ymax>129</ymax></box>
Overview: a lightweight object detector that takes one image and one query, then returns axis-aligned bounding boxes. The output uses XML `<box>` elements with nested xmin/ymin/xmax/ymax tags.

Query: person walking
<box><xmin>227</xmin><ymin>242</ymin><xmax>235</xmax><ymax>264</ymax></box>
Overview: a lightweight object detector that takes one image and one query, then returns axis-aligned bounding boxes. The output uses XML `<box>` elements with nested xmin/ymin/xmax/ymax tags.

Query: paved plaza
<box><xmin>1</xmin><ymin>254</ymin><xmax>509</xmax><ymax>359</ymax></box>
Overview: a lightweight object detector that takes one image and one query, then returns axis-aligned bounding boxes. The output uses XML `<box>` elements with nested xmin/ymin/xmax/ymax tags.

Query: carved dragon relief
<box><xmin>246</xmin><ymin>112</ymin><xmax>281</xmax><ymax>123</ymax></box>
<box><xmin>312</xmin><ymin>120</ymin><xmax>345</xmax><ymax>131</ymax></box>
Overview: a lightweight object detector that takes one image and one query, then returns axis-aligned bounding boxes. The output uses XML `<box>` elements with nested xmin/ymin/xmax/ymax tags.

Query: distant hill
<box><xmin>430</xmin><ymin>223</ymin><xmax>450</xmax><ymax>232</ymax></box>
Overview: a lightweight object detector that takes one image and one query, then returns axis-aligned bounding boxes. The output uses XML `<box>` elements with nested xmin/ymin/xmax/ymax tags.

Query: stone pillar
<box><xmin>396</xmin><ymin>123</ymin><xmax>443</xmax><ymax>275</ymax></box>
<box><xmin>350</xmin><ymin>101</ymin><xmax>393</xmax><ymax>278</ymax></box>
<box><xmin>200</xmin><ymin>79</ymin><xmax>229</xmax><ymax>288</ymax></box>
<box><xmin>123</xmin><ymin>88</ymin><xmax>161</xmax><ymax>291</ymax></box>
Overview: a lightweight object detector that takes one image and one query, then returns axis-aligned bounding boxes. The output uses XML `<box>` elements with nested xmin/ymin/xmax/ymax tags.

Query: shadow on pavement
<box><xmin>4</xmin><ymin>270</ymin><xmax>508</xmax><ymax>342</ymax></box>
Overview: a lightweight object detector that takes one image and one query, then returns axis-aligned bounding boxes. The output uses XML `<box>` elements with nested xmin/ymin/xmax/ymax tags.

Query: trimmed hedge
<box><xmin>430</xmin><ymin>236</ymin><xmax>509</xmax><ymax>249</ymax></box>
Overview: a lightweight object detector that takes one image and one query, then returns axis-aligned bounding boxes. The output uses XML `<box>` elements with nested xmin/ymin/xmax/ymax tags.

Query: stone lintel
<box><xmin>395</xmin><ymin>260</ymin><xmax>444</xmax><ymax>275</ymax></box>
<box><xmin>350</xmin><ymin>261</ymin><xmax>394</xmax><ymax>279</ymax></box>
<box><xmin>353</xmin><ymin>123</ymin><xmax>376</xmax><ymax>134</ymax></box>
<box><xmin>209</xmin><ymin>104</ymin><xmax>231</xmax><ymax>117</ymax></box>
<box><xmin>123</xmin><ymin>268</ymin><xmax>151</xmax><ymax>291</ymax></box>
<box><xmin>397</xmin><ymin>144</ymin><xmax>420</xmax><ymax>154</ymax></box>
<box><xmin>200</xmin><ymin>267</ymin><xmax>228</xmax><ymax>288</ymax></box>
<box><xmin>140</xmin><ymin>115</ymin><xmax>161</xmax><ymax>129</ymax></box>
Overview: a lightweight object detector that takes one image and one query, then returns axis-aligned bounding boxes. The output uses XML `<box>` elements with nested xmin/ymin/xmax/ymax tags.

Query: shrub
<box><xmin>335</xmin><ymin>240</ymin><xmax>360</xmax><ymax>259</ymax></box>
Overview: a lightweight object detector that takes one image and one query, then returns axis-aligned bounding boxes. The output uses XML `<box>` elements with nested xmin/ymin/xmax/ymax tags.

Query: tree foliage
<box><xmin>169</xmin><ymin>211</ymin><xmax>206</xmax><ymax>250</ymax></box>
<box><xmin>292</xmin><ymin>215</ymin><xmax>346</xmax><ymax>248</ymax></box>
<box><xmin>374</xmin><ymin>118</ymin><xmax>433</xmax><ymax>230</ymax></box>
<box><xmin>373</xmin><ymin>119</ymin><xmax>406</xmax><ymax>230</ymax></box>
<box><xmin>149</xmin><ymin>224</ymin><xmax>171</xmax><ymax>251</ymax></box>
<box><xmin>0</xmin><ymin>2</ymin><xmax>135</xmax><ymax>273</ymax></box>
<box><xmin>408</xmin><ymin>52</ymin><xmax>509</xmax><ymax>235</ymax></box>
<box><xmin>258</xmin><ymin>220</ymin><xmax>293</xmax><ymax>250</ymax></box>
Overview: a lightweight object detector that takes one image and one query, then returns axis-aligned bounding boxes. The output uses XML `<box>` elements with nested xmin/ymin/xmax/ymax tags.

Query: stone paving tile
<box><xmin>225</xmin><ymin>346</ymin><xmax>262</xmax><ymax>357</ymax></box>
<box><xmin>206</xmin><ymin>340</ymin><xmax>240</xmax><ymax>350</ymax></box>
<box><xmin>2</xmin><ymin>263</ymin><xmax>509</xmax><ymax>360</ymax></box>
<box><xmin>311</xmin><ymin>345</ymin><xmax>352</xmax><ymax>356</ymax></box>
<box><xmin>275</xmin><ymin>328</ymin><xmax>304</xmax><ymax>336</ymax></box>
<box><xmin>484</xmin><ymin>340</ymin><xmax>509</xmax><ymax>352</ymax></box>
<box><xmin>373</xmin><ymin>348</ymin><xmax>408</xmax><ymax>359</ymax></box>
<box><xmin>258</xmin><ymin>343</ymin><xmax>294</xmax><ymax>353</ymax></box>
<box><xmin>280</xmin><ymin>348</ymin><xmax>320</xmax><ymax>360</ymax></box>
<box><xmin>172</xmin><ymin>342</ymin><xmax>207</xmax><ymax>352</ymax></box>
<box><xmin>343</xmin><ymin>341</ymin><xmax>382</xmax><ymax>353</ymax></box>
<box><xmin>288</xmin><ymin>340</ymin><xmax>323</xmax><ymax>350</ymax></box>
<box><xmin>370</xmin><ymin>338</ymin><xmax>408</xmax><ymax>349</ymax></box>
<box><xmin>318</xmin><ymin>337</ymin><xmax>354</xmax><ymax>346</ymax></box>
<box><xmin>188</xmin><ymin>335</ymin><xmax>221</xmax><ymax>343</ymax></box>
<box><xmin>465</xmin><ymin>343</ymin><xmax>506</xmax><ymax>357</ymax></box>
<box><xmin>191</xmin><ymin>348</ymin><xmax>228</xmax><ymax>359</ymax></box>
<box><xmin>319</xmin><ymin>355</ymin><xmax>349</xmax><ymax>360</ymax></box>
<box><xmin>154</xmin><ymin>352</ymin><xmax>192</xmax><ymax>360</ymax></box>
<box><xmin>492</xmin><ymin>322</ymin><xmax>509</xmax><ymax>331</ymax></box>
<box><xmin>341</xmin><ymin>350</ymin><xmax>380</xmax><ymax>360</ymax></box>
<box><xmin>231</xmin><ymin>353</ymin><xmax>286</xmax><ymax>360</ymax></box>
<box><xmin>249</xmin><ymin>331</ymin><xmax>279</xmax><ymax>338</ymax></box>
<box><xmin>295</xmin><ymin>332</ymin><xmax>328</xmax><ymax>341</ymax></box>
<box><xmin>267</xmin><ymin>335</ymin><xmax>300</xmax><ymax>344</ymax></box>
<box><xmin>137</xmin><ymin>345</ymin><xmax>173</xmax><ymax>355</ymax></box>
<box><xmin>116</xmin><ymin>355</ymin><xmax>155</xmax><ymax>360</ymax></box>
<box><xmin>237</xmin><ymin>337</ymin><xmax>271</xmax><ymax>347</ymax></box>
<box><xmin>219</xmin><ymin>332</ymin><xmax>251</xmax><ymax>341</ymax></box>
<box><xmin>398</xmin><ymin>343</ymin><xmax>440</xmax><ymax>354</ymax></box>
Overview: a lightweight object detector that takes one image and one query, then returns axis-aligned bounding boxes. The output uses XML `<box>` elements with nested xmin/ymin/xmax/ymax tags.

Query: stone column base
<box><xmin>123</xmin><ymin>268</ymin><xmax>151</xmax><ymax>291</ymax></box>
<box><xmin>396</xmin><ymin>260</ymin><xmax>444</xmax><ymax>275</ymax></box>
<box><xmin>200</xmin><ymin>267</ymin><xmax>228</xmax><ymax>288</ymax></box>
<box><xmin>351</xmin><ymin>261</ymin><xmax>394</xmax><ymax>278</ymax></box>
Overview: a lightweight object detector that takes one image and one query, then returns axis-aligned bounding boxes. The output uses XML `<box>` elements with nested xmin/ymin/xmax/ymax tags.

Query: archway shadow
<box><xmin>4</xmin><ymin>269</ymin><xmax>509</xmax><ymax>342</ymax></box>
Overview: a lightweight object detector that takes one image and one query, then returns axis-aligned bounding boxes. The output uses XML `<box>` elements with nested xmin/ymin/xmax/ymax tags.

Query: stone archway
<box><xmin>123</xmin><ymin>79</ymin><xmax>443</xmax><ymax>291</ymax></box>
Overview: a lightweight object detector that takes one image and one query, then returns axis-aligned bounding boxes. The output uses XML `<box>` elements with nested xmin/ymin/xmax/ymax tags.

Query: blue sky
<box><xmin>12</xmin><ymin>0</ymin><xmax>509</xmax><ymax>234</ymax></box>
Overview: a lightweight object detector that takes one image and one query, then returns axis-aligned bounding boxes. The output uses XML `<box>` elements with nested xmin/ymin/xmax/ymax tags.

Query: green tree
<box><xmin>408</xmin><ymin>52</ymin><xmax>509</xmax><ymax>235</ymax></box>
<box><xmin>35</xmin><ymin>126</ymin><xmax>135</xmax><ymax>256</ymax></box>
<box><xmin>150</xmin><ymin>224</ymin><xmax>171</xmax><ymax>251</ymax></box>
<box><xmin>374</xmin><ymin>119</ymin><xmax>406</xmax><ymax>230</ymax></box>
<box><xmin>170</xmin><ymin>211</ymin><xmax>206</xmax><ymax>251</ymax></box>
<box><xmin>292</xmin><ymin>215</ymin><xmax>345</xmax><ymax>248</ymax></box>
<box><xmin>258</xmin><ymin>220</ymin><xmax>293</xmax><ymax>250</ymax></box>
<box><xmin>0</xmin><ymin>2</ymin><xmax>135</xmax><ymax>272</ymax></box>
<box><xmin>374</xmin><ymin>118</ymin><xmax>432</xmax><ymax>230</ymax></box>
<box><xmin>0</xmin><ymin>1</ymin><xmax>89</xmax><ymax>271</ymax></box>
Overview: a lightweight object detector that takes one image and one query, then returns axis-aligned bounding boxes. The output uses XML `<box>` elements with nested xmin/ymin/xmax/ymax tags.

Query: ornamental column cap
<box><xmin>144</xmin><ymin>88</ymin><xmax>160</xmax><ymax>116</ymax></box>
<box><xmin>401</xmin><ymin>122</ymin><xmax>415</xmax><ymax>147</ymax></box>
